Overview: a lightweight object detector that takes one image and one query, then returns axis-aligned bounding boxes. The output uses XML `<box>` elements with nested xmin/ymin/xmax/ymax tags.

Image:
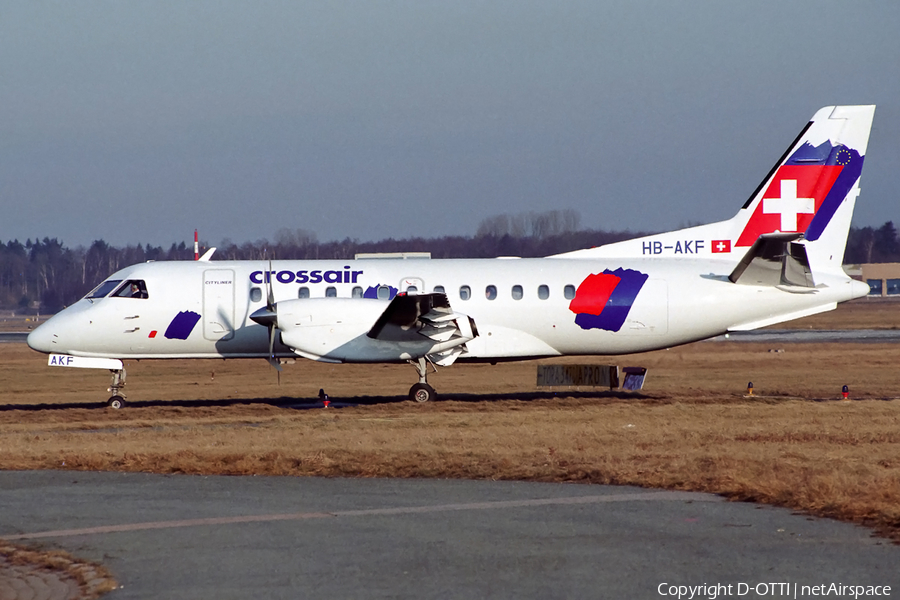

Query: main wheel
<box><xmin>107</xmin><ymin>396</ymin><xmax>125</xmax><ymax>409</ymax></box>
<box><xmin>409</xmin><ymin>383</ymin><xmax>436</xmax><ymax>403</ymax></box>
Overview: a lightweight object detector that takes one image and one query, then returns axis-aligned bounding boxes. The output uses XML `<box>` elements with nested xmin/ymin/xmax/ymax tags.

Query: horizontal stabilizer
<box><xmin>729</xmin><ymin>233</ymin><xmax>814</xmax><ymax>288</ymax></box>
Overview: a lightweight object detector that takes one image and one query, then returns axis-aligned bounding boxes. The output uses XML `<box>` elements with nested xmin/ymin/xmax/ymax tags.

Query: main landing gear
<box><xmin>107</xmin><ymin>368</ymin><xmax>126</xmax><ymax>409</ymax></box>
<box><xmin>408</xmin><ymin>357</ymin><xmax>437</xmax><ymax>402</ymax></box>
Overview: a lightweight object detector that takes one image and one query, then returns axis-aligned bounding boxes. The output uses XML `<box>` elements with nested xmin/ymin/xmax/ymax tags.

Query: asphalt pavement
<box><xmin>1</xmin><ymin>472</ymin><xmax>897</xmax><ymax>599</ymax></box>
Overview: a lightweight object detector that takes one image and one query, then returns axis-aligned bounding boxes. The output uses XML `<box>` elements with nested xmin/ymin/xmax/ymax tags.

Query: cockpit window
<box><xmin>112</xmin><ymin>280</ymin><xmax>149</xmax><ymax>299</ymax></box>
<box><xmin>86</xmin><ymin>280</ymin><xmax>123</xmax><ymax>299</ymax></box>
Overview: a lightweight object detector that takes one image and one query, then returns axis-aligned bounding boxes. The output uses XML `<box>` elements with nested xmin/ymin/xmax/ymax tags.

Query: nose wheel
<box><xmin>107</xmin><ymin>368</ymin><xmax>126</xmax><ymax>409</ymax></box>
<box><xmin>408</xmin><ymin>357</ymin><xmax>437</xmax><ymax>402</ymax></box>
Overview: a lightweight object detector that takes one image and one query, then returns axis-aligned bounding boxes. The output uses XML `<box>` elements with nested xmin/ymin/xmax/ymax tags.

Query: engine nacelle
<box><xmin>274</xmin><ymin>298</ymin><xmax>384</xmax><ymax>361</ymax></box>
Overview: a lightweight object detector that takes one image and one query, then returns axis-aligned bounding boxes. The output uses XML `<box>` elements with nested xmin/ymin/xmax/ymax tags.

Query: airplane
<box><xmin>27</xmin><ymin>105</ymin><xmax>875</xmax><ymax>407</ymax></box>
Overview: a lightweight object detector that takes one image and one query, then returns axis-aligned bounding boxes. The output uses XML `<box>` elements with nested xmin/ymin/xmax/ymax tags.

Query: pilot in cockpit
<box><xmin>117</xmin><ymin>280</ymin><xmax>148</xmax><ymax>299</ymax></box>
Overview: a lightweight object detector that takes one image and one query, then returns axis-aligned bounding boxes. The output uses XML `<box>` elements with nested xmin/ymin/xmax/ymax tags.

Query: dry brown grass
<box><xmin>2</xmin><ymin>300</ymin><xmax>900</xmax><ymax>545</ymax></box>
<box><xmin>0</xmin><ymin>314</ymin><xmax>45</xmax><ymax>333</ymax></box>
<box><xmin>2</xmin><ymin>397</ymin><xmax>898</xmax><ymax>540</ymax></box>
<box><xmin>0</xmin><ymin>542</ymin><xmax>118</xmax><ymax>598</ymax></box>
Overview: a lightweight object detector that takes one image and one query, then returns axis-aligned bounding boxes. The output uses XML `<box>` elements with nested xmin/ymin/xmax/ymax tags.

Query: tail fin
<box><xmin>556</xmin><ymin>105</ymin><xmax>875</xmax><ymax>262</ymax></box>
<box><xmin>736</xmin><ymin>105</ymin><xmax>874</xmax><ymax>268</ymax></box>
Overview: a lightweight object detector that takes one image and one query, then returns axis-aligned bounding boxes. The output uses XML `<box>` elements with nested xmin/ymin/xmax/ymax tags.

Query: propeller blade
<box><xmin>268</xmin><ymin>324</ymin><xmax>282</xmax><ymax>372</ymax></box>
<box><xmin>266</xmin><ymin>258</ymin><xmax>275</xmax><ymax>311</ymax></box>
<box><xmin>254</xmin><ymin>256</ymin><xmax>282</xmax><ymax>385</ymax></box>
<box><xmin>268</xmin><ymin>340</ymin><xmax>282</xmax><ymax>386</ymax></box>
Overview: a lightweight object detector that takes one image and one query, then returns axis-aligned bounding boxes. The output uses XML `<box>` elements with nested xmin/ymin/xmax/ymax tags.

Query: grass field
<box><xmin>1</xmin><ymin>299</ymin><xmax>899</xmax><ymax>544</ymax></box>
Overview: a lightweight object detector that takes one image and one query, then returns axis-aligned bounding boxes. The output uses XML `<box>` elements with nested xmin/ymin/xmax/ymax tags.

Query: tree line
<box><xmin>2</xmin><ymin>213</ymin><xmax>899</xmax><ymax>313</ymax></box>
<box><xmin>0</xmin><ymin>238</ymin><xmax>198</xmax><ymax>314</ymax></box>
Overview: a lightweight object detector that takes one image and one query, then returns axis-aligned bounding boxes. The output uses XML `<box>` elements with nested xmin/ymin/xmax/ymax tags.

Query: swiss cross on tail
<box><xmin>735</xmin><ymin>142</ymin><xmax>863</xmax><ymax>247</ymax></box>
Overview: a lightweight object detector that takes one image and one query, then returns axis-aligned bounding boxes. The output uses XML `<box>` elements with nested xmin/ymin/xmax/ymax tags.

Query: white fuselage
<box><xmin>27</xmin><ymin>256</ymin><xmax>867</xmax><ymax>362</ymax></box>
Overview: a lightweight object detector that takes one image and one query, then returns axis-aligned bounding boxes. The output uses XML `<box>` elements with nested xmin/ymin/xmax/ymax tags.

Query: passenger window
<box><xmin>538</xmin><ymin>285</ymin><xmax>549</xmax><ymax>300</ymax></box>
<box><xmin>86</xmin><ymin>280</ymin><xmax>123</xmax><ymax>299</ymax></box>
<box><xmin>406</xmin><ymin>285</ymin><xmax>418</xmax><ymax>293</ymax></box>
<box><xmin>298</xmin><ymin>287</ymin><xmax>310</xmax><ymax>299</ymax></box>
<box><xmin>564</xmin><ymin>284</ymin><xmax>576</xmax><ymax>299</ymax></box>
<box><xmin>114</xmin><ymin>280</ymin><xmax>148</xmax><ymax>299</ymax></box>
<box><xmin>325</xmin><ymin>286</ymin><xmax>337</xmax><ymax>297</ymax></box>
<box><xmin>250</xmin><ymin>287</ymin><xmax>262</xmax><ymax>302</ymax></box>
<box><xmin>377</xmin><ymin>285</ymin><xmax>391</xmax><ymax>300</ymax></box>
<box><xmin>459</xmin><ymin>285</ymin><xmax>471</xmax><ymax>301</ymax></box>
<box><xmin>434</xmin><ymin>285</ymin><xmax>445</xmax><ymax>294</ymax></box>
<box><xmin>352</xmin><ymin>286</ymin><xmax>363</xmax><ymax>298</ymax></box>
<box><xmin>485</xmin><ymin>285</ymin><xmax>497</xmax><ymax>300</ymax></box>
<box><xmin>511</xmin><ymin>285</ymin><xmax>523</xmax><ymax>300</ymax></box>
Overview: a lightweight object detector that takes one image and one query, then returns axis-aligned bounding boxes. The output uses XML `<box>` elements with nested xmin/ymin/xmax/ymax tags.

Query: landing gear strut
<box><xmin>107</xmin><ymin>368</ymin><xmax>126</xmax><ymax>409</ymax></box>
<box><xmin>408</xmin><ymin>357</ymin><xmax>437</xmax><ymax>402</ymax></box>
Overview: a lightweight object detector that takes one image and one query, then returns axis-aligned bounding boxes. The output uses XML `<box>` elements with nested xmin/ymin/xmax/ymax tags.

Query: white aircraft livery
<box><xmin>28</xmin><ymin>106</ymin><xmax>875</xmax><ymax>406</ymax></box>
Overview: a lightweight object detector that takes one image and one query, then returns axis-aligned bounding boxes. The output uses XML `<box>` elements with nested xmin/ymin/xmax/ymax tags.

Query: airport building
<box><xmin>855</xmin><ymin>263</ymin><xmax>900</xmax><ymax>297</ymax></box>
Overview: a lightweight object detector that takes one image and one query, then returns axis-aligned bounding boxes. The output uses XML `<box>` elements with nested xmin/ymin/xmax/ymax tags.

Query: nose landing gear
<box><xmin>107</xmin><ymin>368</ymin><xmax>126</xmax><ymax>409</ymax></box>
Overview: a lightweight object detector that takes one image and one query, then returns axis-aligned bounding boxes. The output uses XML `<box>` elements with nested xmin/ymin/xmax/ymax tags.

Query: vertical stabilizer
<box><xmin>738</xmin><ymin>105</ymin><xmax>874</xmax><ymax>276</ymax></box>
<box><xmin>556</xmin><ymin>105</ymin><xmax>875</xmax><ymax>262</ymax></box>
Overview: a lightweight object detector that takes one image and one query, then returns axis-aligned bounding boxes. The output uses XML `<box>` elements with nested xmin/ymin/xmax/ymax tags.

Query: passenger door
<box><xmin>203</xmin><ymin>269</ymin><xmax>235</xmax><ymax>341</ymax></box>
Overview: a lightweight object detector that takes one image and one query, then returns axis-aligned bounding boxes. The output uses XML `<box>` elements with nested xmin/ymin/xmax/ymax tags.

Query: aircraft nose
<box><xmin>27</xmin><ymin>321</ymin><xmax>57</xmax><ymax>353</ymax></box>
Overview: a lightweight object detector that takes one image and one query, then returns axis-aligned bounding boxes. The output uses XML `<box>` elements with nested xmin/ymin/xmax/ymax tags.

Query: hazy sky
<box><xmin>2</xmin><ymin>1</ymin><xmax>898</xmax><ymax>249</ymax></box>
